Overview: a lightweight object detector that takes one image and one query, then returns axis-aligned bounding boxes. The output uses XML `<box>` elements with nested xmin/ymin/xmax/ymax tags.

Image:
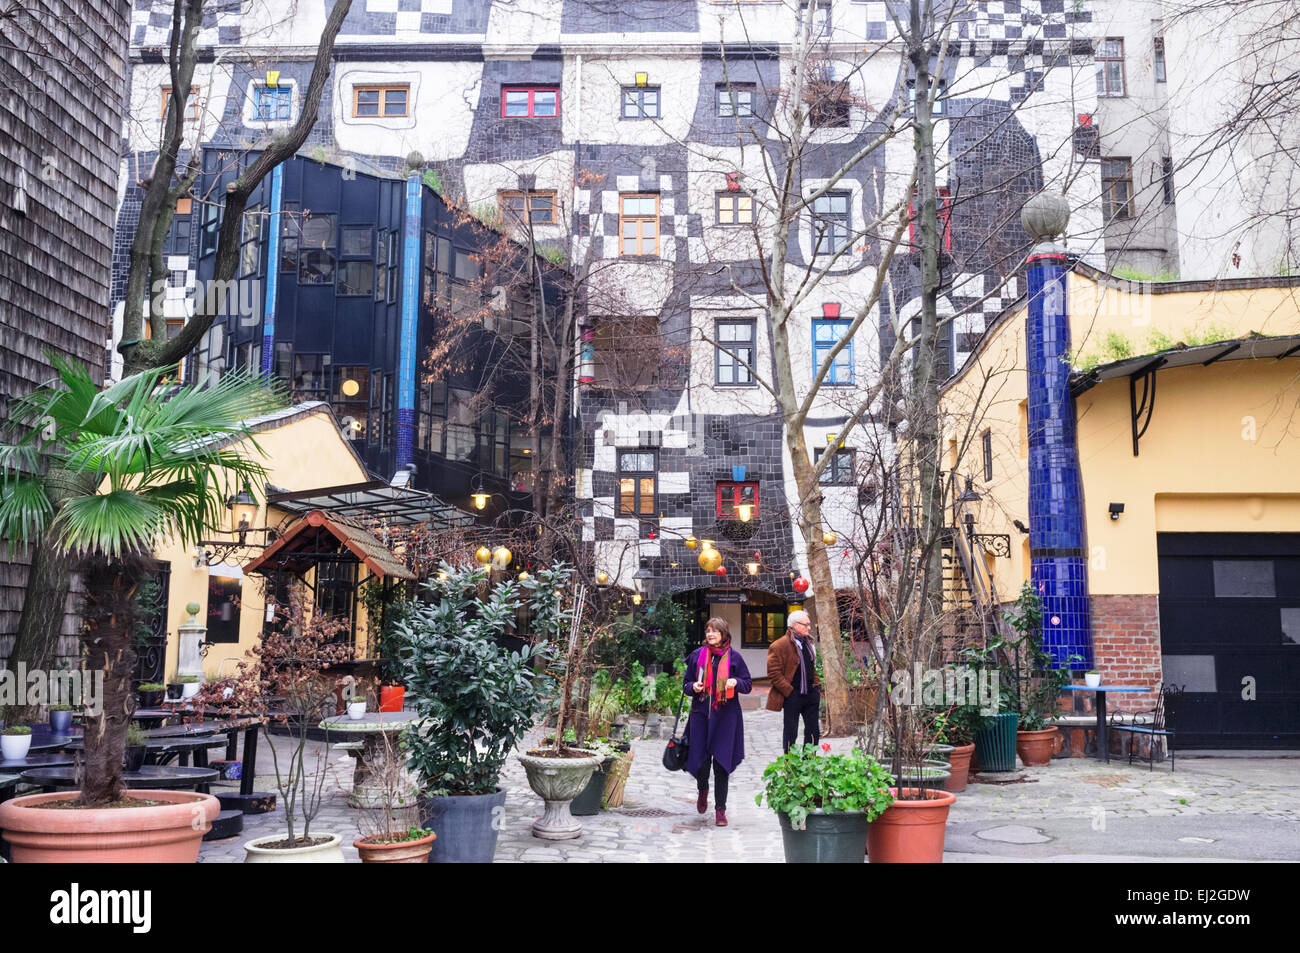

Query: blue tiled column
<box><xmin>1026</xmin><ymin>249</ymin><xmax>1093</xmax><ymax>669</ymax></box>
<box><xmin>259</xmin><ymin>163</ymin><xmax>284</xmax><ymax>376</ymax></box>
<box><xmin>395</xmin><ymin>171</ymin><xmax>422</xmax><ymax>470</ymax></box>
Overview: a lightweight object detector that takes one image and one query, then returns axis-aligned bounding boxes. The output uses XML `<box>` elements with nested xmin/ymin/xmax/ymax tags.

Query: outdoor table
<box><xmin>65</xmin><ymin>735</ymin><xmax>227</xmax><ymax>768</ymax></box>
<box><xmin>0</xmin><ymin>773</ymin><xmax>19</xmax><ymax>803</ymax></box>
<box><xmin>1061</xmin><ymin>684</ymin><xmax>1150</xmax><ymax>763</ymax></box>
<box><xmin>25</xmin><ymin>724</ymin><xmax>83</xmax><ymax>752</ymax></box>
<box><xmin>20</xmin><ymin>765</ymin><xmax>218</xmax><ymax>792</ymax></box>
<box><xmin>0</xmin><ymin>752</ymin><xmax>78</xmax><ymax>773</ymax></box>
<box><xmin>319</xmin><ymin>711</ymin><xmax>420</xmax><ymax>808</ymax></box>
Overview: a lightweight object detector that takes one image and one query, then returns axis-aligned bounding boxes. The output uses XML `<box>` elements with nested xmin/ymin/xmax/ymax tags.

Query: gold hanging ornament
<box><xmin>475</xmin><ymin>546</ymin><xmax>492</xmax><ymax>565</ymax></box>
<box><xmin>491</xmin><ymin>546</ymin><xmax>512</xmax><ymax>570</ymax></box>
<box><xmin>822</xmin><ymin>531</ymin><xmax>837</xmax><ymax>546</ymax></box>
<box><xmin>595</xmin><ymin>570</ymin><xmax>610</xmax><ymax>586</ymax></box>
<box><xmin>698</xmin><ymin>547</ymin><xmax>722</xmax><ymax>573</ymax></box>
<box><xmin>684</xmin><ymin>535</ymin><xmax>698</xmax><ymax>549</ymax></box>
<box><xmin>518</xmin><ymin>571</ymin><xmax>531</xmax><ymax>582</ymax></box>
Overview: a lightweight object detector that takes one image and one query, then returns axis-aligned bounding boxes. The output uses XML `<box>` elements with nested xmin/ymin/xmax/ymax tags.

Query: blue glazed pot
<box><xmin>418</xmin><ymin>788</ymin><xmax>507</xmax><ymax>863</ymax></box>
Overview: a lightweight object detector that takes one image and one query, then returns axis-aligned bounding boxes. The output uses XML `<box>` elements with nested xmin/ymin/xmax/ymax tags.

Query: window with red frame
<box><xmin>501</xmin><ymin>86</ymin><xmax>559</xmax><ymax>118</ymax></box>
<box><xmin>716</xmin><ymin>482</ymin><xmax>758</xmax><ymax>518</ymax></box>
<box><xmin>907</xmin><ymin>188</ymin><xmax>952</xmax><ymax>251</ymax></box>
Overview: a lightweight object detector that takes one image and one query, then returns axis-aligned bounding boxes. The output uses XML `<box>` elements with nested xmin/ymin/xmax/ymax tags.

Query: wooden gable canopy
<box><xmin>243</xmin><ymin>510</ymin><xmax>415</xmax><ymax>581</ymax></box>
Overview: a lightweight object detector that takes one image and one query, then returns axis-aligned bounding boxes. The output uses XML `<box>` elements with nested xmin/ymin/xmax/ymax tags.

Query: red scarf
<box><xmin>697</xmin><ymin>642</ymin><xmax>731</xmax><ymax>709</ymax></box>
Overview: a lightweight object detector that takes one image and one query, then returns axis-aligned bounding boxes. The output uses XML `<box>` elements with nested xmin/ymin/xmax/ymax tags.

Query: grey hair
<box><xmin>788</xmin><ymin>609</ymin><xmax>811</xmax><ymax>628</ymax></box>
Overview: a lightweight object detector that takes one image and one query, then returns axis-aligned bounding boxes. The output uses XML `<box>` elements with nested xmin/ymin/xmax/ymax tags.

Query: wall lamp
<box><xmin>1108</xmin><ymin>502</ymin><xmax>1125</xmax><ymax>521</ymax></box>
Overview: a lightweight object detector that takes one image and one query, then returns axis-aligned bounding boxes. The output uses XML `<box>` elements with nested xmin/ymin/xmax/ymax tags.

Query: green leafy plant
<box><xmin>996</xmin><ymin>583</ymin><xmax>1077</xmax><ymax>731</ymax></box>
<box><xmin>348</xmin><ymin>695</ymin><xmax>365</xmax><ymax>703</ymax></box>
<box><xmin>397</xmin><ymin>563</ymin><xmax>562</xmax><ymax>796</ymax></box>
<box><xmin>137</xmin><ymin>682</ymin><xmax>165</xmax><ymax>692</ymax></box>
<box><xmin>421</xmin><ymin>168</ymin><xmax>442</xmax><ymax>194</ymax></box>
<box><xmin>2</xmin><ymin>725</ymin><xmax>32</xmax><ymax>736</ymax></box>
<box><xmin>124</xmin><ymin>721</ymin><xmax>146</xmax><ymax>746</ymax></box>
<box><xmin>536</xmin><ymin>244</ymin><xmax>566</xmax><ymax>266</ymax></box>
<box><xmin>177</xmin><ymin>675</ymin><xmax>200</xmax><ymax>684</ymax></box>
<box><xmin>756</xmin><ymin>744</ymin><xmax>894</xmax><ymax>829</ymax></box>
<box><xmin>50</xmin><ymin>705</ymin><xmax>74</xmax><ymax>712</ymax></box>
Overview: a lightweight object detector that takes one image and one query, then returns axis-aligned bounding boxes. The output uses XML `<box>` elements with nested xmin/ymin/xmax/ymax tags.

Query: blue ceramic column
<box><xmin>395</xmin><ymin>170</ymin><xmax>422</xmax><ymax>470</ymax></box>
<box><xmin>1022</xmin><ymin>193</ymin><xmax>1092</xmax><ymax>670</ymax></box>
<box><xmin>259</xmin><ymin>163</ymin><xmax>284</xmax><ymax>376</ymax></box>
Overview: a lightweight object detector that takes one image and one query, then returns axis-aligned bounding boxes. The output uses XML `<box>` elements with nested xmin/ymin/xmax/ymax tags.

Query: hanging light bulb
<box><xmin>737</xmin><ymin>503</ymin><xmax>753</xmax><ymax>522</ymax></box>
<box><xmin>746</xmin><ymin>560</ymin><xmax>760</xmax><ymax>575</ymax></box>
<box><xmin>475</xmin><ymin>546</ymin><xmax>492</xmax><ymax>565</ymax></box>
<box><xmin>632</xmin><ymin>593</ymin><xmax>642</xmax><ymax>606</ymax></box>
<box><xmin>437</xmin><ymin>571</ymin><xmax>449</xmax><ymax>582</ymax></box>
<box><xmin>472</xmin><ymin>492</ymin><xmax>489</xmax><ymax>510</ymax></box>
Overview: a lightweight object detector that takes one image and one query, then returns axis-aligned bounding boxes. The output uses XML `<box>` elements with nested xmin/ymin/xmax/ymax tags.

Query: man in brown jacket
<box><xmin>766</xmin><ymin>610</ymin><xmax>821</xmax><ymax>752</ymax></box>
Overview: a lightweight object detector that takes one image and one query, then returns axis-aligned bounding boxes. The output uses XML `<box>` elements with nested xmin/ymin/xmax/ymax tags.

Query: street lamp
<box><xmin>228</xmin><ymin>486</ymin><xmax>257</xmax><ymax>544</ymax></box>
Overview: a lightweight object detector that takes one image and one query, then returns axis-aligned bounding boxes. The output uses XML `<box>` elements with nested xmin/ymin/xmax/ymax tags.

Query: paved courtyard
<box><xmin>199</xmin><ymin>709</ymin><xmax>1300</xmax><ymax>863</ymax></box>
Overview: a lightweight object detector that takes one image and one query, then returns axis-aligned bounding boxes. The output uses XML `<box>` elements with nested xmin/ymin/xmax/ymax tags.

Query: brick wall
<box><xmin>1088</xmin><ymin>593</ymin><xmax>1163</xmax><ymax>712</ymax></box>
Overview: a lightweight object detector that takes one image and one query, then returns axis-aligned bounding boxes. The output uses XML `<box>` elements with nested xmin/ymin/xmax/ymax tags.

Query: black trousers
<box><xmin>782</xmin><ymin>689</ymin><xmax>821</xmax><ymax>752</ymax></box>
<box><xmin>694</xmin><ymin>758</ymin><xmax>729</xmax><ymax>809</ymax></box>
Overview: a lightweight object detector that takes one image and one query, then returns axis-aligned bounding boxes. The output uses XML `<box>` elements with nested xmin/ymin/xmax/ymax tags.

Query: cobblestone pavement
<box><xmin>199</xmin><ymin>710</ymin><xmax>1300</xmax><ymax>863</ymax></box>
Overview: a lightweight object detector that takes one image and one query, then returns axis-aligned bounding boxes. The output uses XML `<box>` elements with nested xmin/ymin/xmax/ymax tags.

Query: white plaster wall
<box><xmin>563</xmin><ymin>55</ymin><xmax>701</xmax><ymax>146</ymax></box>
<box><xmin>333</xmin><ymin>62</ymin><xmax>484</xmax><ymax>161</ymax></box>
<box><xmin>462</xmin><ymin>150</ymin><xmax>576</xmax><ymax>245</ymax></box>
<box><xmin>125</xmin><ymin>62</ymin><xmax>235</xmax><ymax>154</ymax></box>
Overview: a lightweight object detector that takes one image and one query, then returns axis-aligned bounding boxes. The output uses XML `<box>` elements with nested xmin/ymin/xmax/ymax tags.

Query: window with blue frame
<box><xmin>812</xmin><ymin>318</ymin><xmax>852</xmax><ymax>384</ymax></box>
<box><xmin>253</xmin><ymin>85</ymin><xmax>292</xmax><ymax>122</ymax></box>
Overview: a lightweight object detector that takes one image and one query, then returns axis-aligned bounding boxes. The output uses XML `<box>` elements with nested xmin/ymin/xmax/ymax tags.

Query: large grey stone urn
<box><xmin>516</xmin><ymin>748</ymin><xmax>602</xmax><ymax>840</ymax></box>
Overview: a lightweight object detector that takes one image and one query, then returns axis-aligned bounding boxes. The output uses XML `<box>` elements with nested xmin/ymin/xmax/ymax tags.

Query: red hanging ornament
<box><xmin>715</xmin><ymin>565</ymin><xmax>727</xmax><ymax>577</ymax></box>
<box><xmin>792</xmin><ymin>576</ymin><xmax>810</xmax><ymax>594</ymax></box>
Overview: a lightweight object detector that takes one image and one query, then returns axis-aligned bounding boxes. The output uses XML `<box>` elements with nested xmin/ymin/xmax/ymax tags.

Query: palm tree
<box><xmin>0</xmin><ymin>359</ymin><xmax>283</xmax><ymax>804</ymax></box>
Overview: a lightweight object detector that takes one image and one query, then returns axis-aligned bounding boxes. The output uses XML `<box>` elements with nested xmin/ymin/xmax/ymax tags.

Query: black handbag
<box><xmin>661</xmin><ymin>690</ymin><xmax>690</xmax><ymax>771</ymax></box>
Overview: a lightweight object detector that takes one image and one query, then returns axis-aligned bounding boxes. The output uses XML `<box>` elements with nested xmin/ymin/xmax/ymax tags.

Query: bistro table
<box><xmin>1061</xmin><ymin>684</ymin><xmax>1150</xmax><ymax>763</ymax></box>
<box><xmin>65</xmin><ymin>735</ymin><xmax>227</xmax><ymax>768</ymax></box>
<box><xmin>25</xmin><ymin>724</ymin><xmax>83</xmax><ymax>752</ymax></box>
<box><xmin>0</xmin><ymin>751</ymin><xmax>78</xmax><ymax>773</ymax></box>
<box><xmin>319</xmin><ymin>711</ymin><xmax>420</xmax><ymax>808</ymax></box>
<box><xmin>20</xmin><ymin>765</ymin><xmax>218</xmax><ymax>792</ymax></box>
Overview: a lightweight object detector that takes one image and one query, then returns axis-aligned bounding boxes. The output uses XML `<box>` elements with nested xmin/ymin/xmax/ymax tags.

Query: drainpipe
<box><xmin>1022</xmin><ymin>192</ymin><xmax>1092</xmax><ymax>670</ymax></box>
<box><xmin>395</xmin><ymin>168</ymin><xmax>423</xmax><ymax>469</ymax></box>
<box><xmin>259</xmin><ymin>163</ymin><xmax>284</xmax><ymax>376</ymax></box>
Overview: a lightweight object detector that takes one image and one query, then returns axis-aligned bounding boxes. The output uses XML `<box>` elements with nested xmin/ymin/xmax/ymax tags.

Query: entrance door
<box><xmin>1157</xmin><ymin>533</ymin><xmax>1300</xmax><ymax>748</ymax></box>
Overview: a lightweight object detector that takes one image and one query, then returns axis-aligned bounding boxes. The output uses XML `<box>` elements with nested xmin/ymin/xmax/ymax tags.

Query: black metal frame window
<box><xmin>982</xmin><ymin>429</ymin><xmax>994</xmax><ymax>482</ymax></box>
<box><xmin>333</xmin><ymin>366</ymin><xmax>369</xmax><ymax>440</ymax></box>
<box><xmin>278</xmin><ymin>201</ymin><xmax>299</xmax><ymax>272</ymax></box>
<box><xmin>417</xmin><ymin>377</ymin><xmax>447</xmax><ymax>454</ymax></box>
<box><xmin>314</xmin><ymin>560</ymin><xmax>358</xmax><ymax>632</ymax></box>
<box><xmin>1101</xmin><ymin>157</ymin><xmax>1134</xmax><ymax>221</ymax></box>
<box><xmin>292</xmin><ymin>353</ymin><xmax>330</xmax><ymax>403</ymax></box>
<box><xmin>816</xmin><ymin>447</ymin><xmax>854</xmax><ymax>484</ymax></box>
<box><xmin>376</xmin><ymin>227</ymin><xmax>388</xmax><ymax>301</ymax></box>
<box><xmin>621</xmin><ymin>86</ymin><xmax>660</xmax><ymax>119</ymax></box>
<box><xmin>206</xmin><ymin>572</ymin><xmax>242</xmax><ymax>644</ymax></box>
<box><xmin>618</xmin><ymin>451</ymin><xmax>657</xmax><ymax>519</ymax></box>
<box><xmin>239</xmin><ymin>206</ymin><xmax>262</xmax><ymax>277</ymax></box>
<box><xmin>742</xmin><ymin>596</ymin><xmax>787</xmax><ymax>648</ymax></box>
<box><xmin>715</xmin><ymin>319</ymin><xmax>756</xmax><ymax>385</ymax></box>
<box><xmin>199</xmin><ymin>196</ymin><xmax>221</xmax><ymax>258</ymax></box>
<box><xmin>811</xmin><ymin>192</ymin><xmax>850</xmax><ymax>255</ymax></box>
<box><xmin>337</xmin><ymin>226</ymin><xmax>374</xmax><ymax>296</ymax></box>
<box><xmin>298</xmin><ymin>213</ymin><xmax>336</xmax><ymax>285</ymax></box>
<box><xmin>1162</xmin><ymin>156</ymin><xmax>1175</xmax><ymax>205</ymax></box>
<box><xmin>716</xmin><ymin>83</ymin><xmax>753</xmax><ymax>117</ymax></box>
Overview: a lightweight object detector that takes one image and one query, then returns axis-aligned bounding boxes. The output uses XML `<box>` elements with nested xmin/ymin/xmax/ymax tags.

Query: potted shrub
<box><xmin>178</xmin><ymin>675</ymin><xmax>202</xmax><ymax>700</ymax></box>
<box><xmin>398</xmin><ymin>564</ymin><xmax>561</xmax><ymax>862</ymax></box>
<box><xmin>353</xmin><ymin>729</ymin><xmax>435</xmax><ymax>863</ymax></box>
<box><xmin>756</xmin><ymin>743</ymin><xmax>894</xmax><ymax>863</ymax></box>
<box><xmin>0</xmin><ymin>366</ymin><xmax>267</xmax><ymax>861</ymax></box>
<box><xmin>124</xmin><ymin>720</ymin><xmax>147</xmax><ymax>772</ymax></box>
<box><xmin>137</xmin><ymin>682</ymin><xmax>166</xmax><ymax>709</ymax></box>
<box><xmin>204</xmin><ymin>593</ymin><xmax>355</xmax><ymax>863</ymax></box>
<box><xmin>923</xmin><ymin>706</ymin><xmax>981</xmax><ymax>793</ymax></box>
<box><xmin>1084</xmin><ymin>669</ymin><xmax>1102</xmax><ymax>688</ymax></box>
<box><xmin>996</xmin><ymin>584</ymin><xmax>1076</xmax><ymax>767</ymax></box>
<box><xmin>48</xmin><ymin>705</ymin><xmax>74</xmax><ymax>734</ymax></box>
<box><xmin>346</xmin><ymin>695</ymin><xmax>367</xmax><ymax>720</ymax></box>
<box><xmin>1</xmin><ymin>726</ymin><xmax>32</xmax><ymax>761</ymax></box>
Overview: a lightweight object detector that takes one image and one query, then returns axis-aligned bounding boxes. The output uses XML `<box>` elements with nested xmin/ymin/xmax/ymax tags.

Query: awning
<box><xmin>267</xmin><ymin>479</ymin><xmax>476</xmax><ymax>531</ymax></box>
<box><xmin>1070</xmin><ymin>332</ymin><xmax>1300</xmax><ymax>396</ymax></box>
<box><xmin>244</xmin><ymin>510</ymin><xmax>416</xmax><ymax>581</ymax></box>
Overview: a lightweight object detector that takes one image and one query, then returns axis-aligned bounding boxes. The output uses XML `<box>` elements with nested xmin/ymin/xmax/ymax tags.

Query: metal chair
<box><xmin>1111</xmin><ymin>683</ymin><xmax>1182</xmax><ymax>771</ymax></box>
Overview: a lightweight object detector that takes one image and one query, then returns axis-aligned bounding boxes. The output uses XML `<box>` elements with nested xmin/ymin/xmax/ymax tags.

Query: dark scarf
<box><xmin>794</xmin><ymin>634</ymin><xmax>814</xmax><ymax>694</ymax></box>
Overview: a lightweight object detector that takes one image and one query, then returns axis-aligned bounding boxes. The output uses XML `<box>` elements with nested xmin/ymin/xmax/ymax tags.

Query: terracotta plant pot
<box><xmin>354</xmin><ymin>830</ymin><xmax>436</xmax><ymax>863</ymax></box>
<box><xmin>943</xmin><ymin>743</ymin><xmax>975</xmax><ymax>793</ymax></box>
<box><xmin>867</xmin><ymin>787</ymin><xmax>957</xmax><ymax>864</ymax></box>
<box><xmin>0</xmin><ymin>790</ymin><xmax>219</xmax><ymax>863</ymax></box>
<box><xmin>243</xmin><ymin>832</ymin><xmax>345</xmax><ymax>863</ymax></box>
<box><xmin>1016</xmin><ymin>726</ymin><xmax>1059</xmax><ymax>766</ymax></box>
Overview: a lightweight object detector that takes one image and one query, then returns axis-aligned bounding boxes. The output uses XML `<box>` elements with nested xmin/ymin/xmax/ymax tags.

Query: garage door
<box><xmin>1157</xmin><ymin>533</ymin><xmax>1300</xmax><ymax>749</ymax></box>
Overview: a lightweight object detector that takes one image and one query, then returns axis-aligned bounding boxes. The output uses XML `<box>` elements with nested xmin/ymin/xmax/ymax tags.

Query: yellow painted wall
<box><xmin>940</xmin><ymin>272</ymin><xmax>1300</xmax><ymax>603</ymax></box>
<box><xmin>150</xmin><ymin>408</ymin><xmax>371</xmax><ymax>681</ymax></box>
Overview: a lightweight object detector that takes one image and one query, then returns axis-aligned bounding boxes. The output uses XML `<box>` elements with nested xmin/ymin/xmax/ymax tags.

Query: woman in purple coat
<box><xmin>682</xmin><ymin>618</ymin><xmax>752</xmax><ymax>827</ymax></box>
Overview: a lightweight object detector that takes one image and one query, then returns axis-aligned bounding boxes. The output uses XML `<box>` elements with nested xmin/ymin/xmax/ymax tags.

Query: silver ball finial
<box><xmin>405</xmin><ymin>150</ymin><xmax>425</xmax><ymax>172</ymax></box>
<box><xmin>1021</xmin><ymin>192</ymin><xmax>1070</xmax><ymax>243</ymax></box>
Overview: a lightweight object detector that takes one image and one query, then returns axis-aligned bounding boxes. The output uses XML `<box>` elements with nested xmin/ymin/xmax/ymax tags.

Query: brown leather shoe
<box><xmin>715</xmin><ymin>809</ymin><xmax>728</xmax><ymax>827</ymax></box>
<box><xmin>696</xmin><ymin>789</ymin><xmax>708</xmax><ymax>814</ymax></box>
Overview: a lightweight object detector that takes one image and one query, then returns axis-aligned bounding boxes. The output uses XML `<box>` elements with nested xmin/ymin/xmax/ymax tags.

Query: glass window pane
<box><xmin>504</xmin><ymin>91</ymin><xmax>528</xmax><ymax>116</ymax></box>
<box><xmin>301</xmin><ymin>216</ymin><xmax>334</xmax><ymax>249</ymax></box>
<box><xmin>384</xmin><ymin>89</ymin><xmax>407</xmax><ymax>115</ymax></box>
<box><xmin>337</xmin><ymin>261</ymin><xmax>374</xmax><ymax>295</ymax></box>
<box><xmin>533</xmin><ymin>90</ymin><xmax>557</xmax><ymax>115</ymax></box>
<box><xmin>1212</xmin><ymin>561</ymin><xmax>1276</xmax><ymax>598</ymax></box>
<box><xmin>340</xmin><ymin>227</ymin><xmax>371</xmax><ymax>257</ymax></box>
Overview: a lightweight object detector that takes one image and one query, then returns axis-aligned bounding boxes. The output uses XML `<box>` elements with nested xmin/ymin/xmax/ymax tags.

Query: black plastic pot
<box><xmin>137</xmin><ymin>689</ymin><xmax>163</xmax><ymax>708</ymax></box>
<box><xmin>418</xmin><ymin>788</ymin><xmax>507</xmax><ymax>863</ymax></box>
<box><xmin>166</xmin><ymin>684</ymin><xmax>183</xmax><ymax>701</ymax></box>
<box><xmin>777</xmin><ymin>811</ymin><xmax>870</xmax><ymax>863</ymax></box>
<box><xmin>124</xmin><ymin>745</ymin><xmax>147</xmax><ymax>772</ymax></box>
<box><xmin>973</xmin><ymin>712</ymin><xmax>1019</xmax><ymax>772</ymax></box>
<box><xmin>887</xmin><ymin>767</ymin><xmax>951</xmax><ymax>792</ymax></box>
<box><xmin>570</xmin><ymin>756</ymin><xmax>615</xmax><ymax>816</ymax></box>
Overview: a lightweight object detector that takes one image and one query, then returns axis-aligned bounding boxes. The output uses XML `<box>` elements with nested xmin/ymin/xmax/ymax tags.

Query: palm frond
<box><xmin>0</xmin><ymin>477</ymin><xmax>54</xmax><ymax>547</ymax></box>
<box><xmin>51</xmin><ymin>491</ymin><xmax>162</xmax><ymax>558</ymax></box>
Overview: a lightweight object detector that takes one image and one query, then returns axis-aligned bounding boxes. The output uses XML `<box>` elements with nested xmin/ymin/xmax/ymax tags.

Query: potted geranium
<box><xmin>1</xmin><ymin>726</ymin><xmax>33</xmax><ymax>761</ymax></box>
<box><xmin>398</xmin><ymin>564</ymin><xmax>559</xmax><ymax>862</ymax></box>
<box><xmin>0</xmin><ymin>365</ymin><xmax>271</xmax><ymax>861</ymax></box>
<box><xmin>756</xmin><ymin>743</ymin><xmax>894</xmax><ymax>863</ymax></box>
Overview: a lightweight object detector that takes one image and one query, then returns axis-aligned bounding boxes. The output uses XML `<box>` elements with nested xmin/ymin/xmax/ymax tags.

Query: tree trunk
<box><xmin>5</xmin><ymin>531</ymin><xmax>75</xmax><ymax>722</ymax></box>
<box><xmin>78</xmin><ymin>560</ymin><xmax>142</xmax><ymax>806</ymax></box>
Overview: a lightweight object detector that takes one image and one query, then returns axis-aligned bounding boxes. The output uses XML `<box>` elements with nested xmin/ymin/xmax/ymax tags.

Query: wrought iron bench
<box><xmin>1111</xmin><ymin>683</ymin><xmax>1182</xmax><ymax>771</ymax></box>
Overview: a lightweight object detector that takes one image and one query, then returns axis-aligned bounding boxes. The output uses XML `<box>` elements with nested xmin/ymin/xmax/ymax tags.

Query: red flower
<box><xmin>821</xmin><ymin>743</ymin><xmax>831</xmax><ymax>752</ymax></box>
